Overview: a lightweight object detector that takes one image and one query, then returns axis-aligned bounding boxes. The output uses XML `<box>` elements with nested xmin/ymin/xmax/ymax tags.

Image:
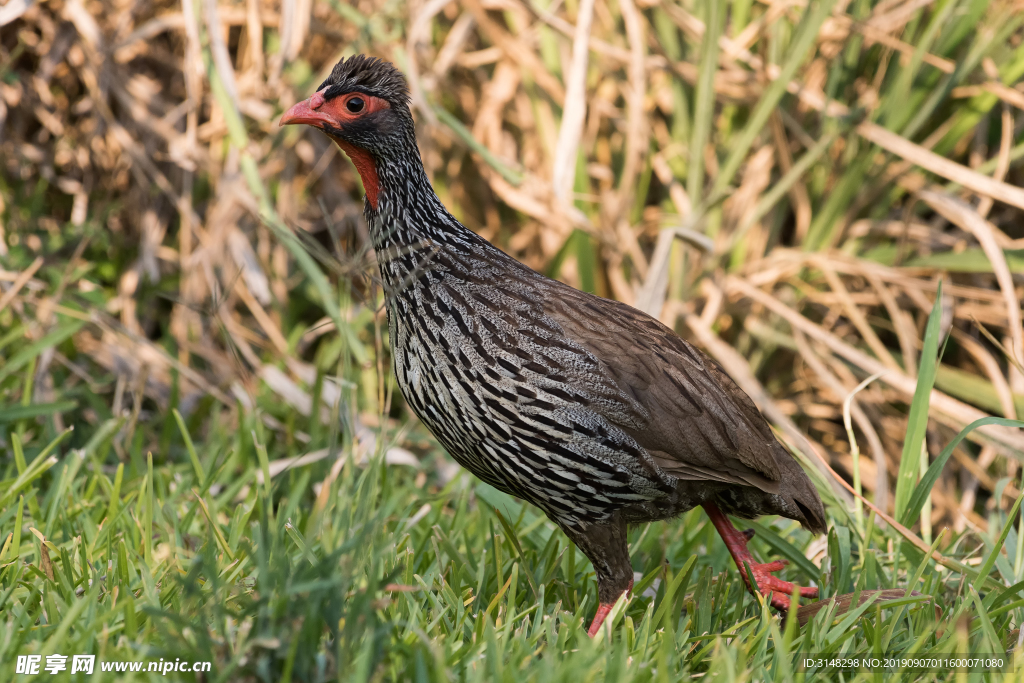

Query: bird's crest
<box><xmin>318</xmin><ymin>55</ymin><xmax>410</xmax><ymax>108</ymax></box>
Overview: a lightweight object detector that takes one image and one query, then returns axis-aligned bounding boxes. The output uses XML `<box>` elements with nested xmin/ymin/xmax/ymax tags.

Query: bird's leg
<box><xmin>563</xmin><ymin>518</ymin><xmax>633</xmax><ymax>637</ymax></box>
<box><xmin>702</xmin><ymin>501</ymin><xmax>818</xmax><ymax>611</ymax></box>
<box><xmin>586</xmin><ymin>575</ymin><xmax>633</xmax><ymax>637</ymax></box>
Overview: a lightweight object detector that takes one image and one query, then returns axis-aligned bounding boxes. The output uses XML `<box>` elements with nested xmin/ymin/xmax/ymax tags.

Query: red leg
<box><xmin>702</xmin><ymin>501</ymin><xmax>818</xmax><ymax>611</ymax></box>
<box><xmin>586</xmin><ymin>577</ymin><xmax>633</xmax><ymax>637</ymax></box>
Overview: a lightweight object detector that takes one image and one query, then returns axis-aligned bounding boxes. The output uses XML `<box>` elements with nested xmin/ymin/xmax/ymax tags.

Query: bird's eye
<box><xmin>346</xmin><ymin>97</ymin><xmax>365</xmax><ymax>113</ymax></box>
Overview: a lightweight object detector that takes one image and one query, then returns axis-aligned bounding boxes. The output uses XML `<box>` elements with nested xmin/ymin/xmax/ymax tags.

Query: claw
<box><xmin>742</xmin><ymin>528</ymin><xmax>756</xmax><ymax>542</ymax></box>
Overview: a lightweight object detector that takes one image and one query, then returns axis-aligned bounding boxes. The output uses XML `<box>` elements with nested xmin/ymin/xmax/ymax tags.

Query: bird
<box><xmin>280</xmin><ymin>55</ymin><xmax>826</xmax><ymax>636</ymax></box>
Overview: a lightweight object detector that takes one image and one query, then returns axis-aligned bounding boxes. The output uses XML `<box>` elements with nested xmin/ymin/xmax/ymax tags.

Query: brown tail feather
<box><xmin>777</xmin><ymin>452</ymin><xmax>827</xmax><ymax>534</ymax></box>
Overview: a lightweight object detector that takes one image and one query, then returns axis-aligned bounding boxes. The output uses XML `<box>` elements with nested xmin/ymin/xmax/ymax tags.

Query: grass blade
<box><xmin>893</xmin><ymin>281</ymin><xmax>945</xmax><ymax>521</ymax></box>
<box><xmin>687</xmin><ymin>0</ymin><xmax>724</xmax><ymax>200</ymax></box>
<box><xmin>903</xmin><ymin>416</ymin><xmax>1024</xmax><ymax>527</ymax></box>
<box><xmin>712</xmin><ymin>0</ymin><xmax>838</xmax><ymax>196</ymax></box>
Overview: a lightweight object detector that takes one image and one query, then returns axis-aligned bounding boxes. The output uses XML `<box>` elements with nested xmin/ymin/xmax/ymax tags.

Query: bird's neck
<box><xmin>331</xmin><ymin>136</ymin><xmax>503</xmax><ymax>297</ymax></box>
<box><xmin>363</xmin><ymin>150</ymin><xmax>482</xmax><ymax>257</ymax></box>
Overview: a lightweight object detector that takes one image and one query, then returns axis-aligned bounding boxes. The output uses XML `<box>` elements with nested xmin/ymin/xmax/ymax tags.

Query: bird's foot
<box><xmin>702</xmin><ymin>501</ymin><xmax>817</xmax><ymax>612</ymax></box>
<box><xmin>738</xmin><ymin>559</ymin><xmax>818</xmax><ymax>611</ymax></box>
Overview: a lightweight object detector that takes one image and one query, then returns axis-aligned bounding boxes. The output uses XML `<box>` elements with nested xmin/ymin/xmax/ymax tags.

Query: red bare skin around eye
<box><xmin>321</xmin><ymin>93</ymin><xmax>390</xmax><ymax>210</ymax></box>
<box><xmin>282</xmin><ymin>91</ymin><xmax>391</xmax><ymax>210</ymax></box>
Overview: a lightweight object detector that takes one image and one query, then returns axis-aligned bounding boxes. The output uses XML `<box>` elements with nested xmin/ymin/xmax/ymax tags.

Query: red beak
<box><xmin>279</xmin><ymin>97</ymin><xmax>334</xmax><ymax>128</ymax></box>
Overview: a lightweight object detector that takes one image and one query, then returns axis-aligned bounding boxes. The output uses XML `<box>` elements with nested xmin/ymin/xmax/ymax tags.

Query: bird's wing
<box><xmin>541</xmin><ymin>284</ymin><xmax>786</xmax><ymax>494</ymax></box>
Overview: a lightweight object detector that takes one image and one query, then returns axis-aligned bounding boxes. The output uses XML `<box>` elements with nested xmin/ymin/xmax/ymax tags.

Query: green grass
<box><xmin>1</xmin><ymin>306</ymin><xmax>1023</xmax><ymax>681</ymax></box>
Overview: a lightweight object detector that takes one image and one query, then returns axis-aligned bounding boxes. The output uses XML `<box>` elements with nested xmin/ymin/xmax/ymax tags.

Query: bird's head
<box><xmin>280</xmin><ymin>55</ymin><xmax>415</xmax><ymax>209</ymax></box>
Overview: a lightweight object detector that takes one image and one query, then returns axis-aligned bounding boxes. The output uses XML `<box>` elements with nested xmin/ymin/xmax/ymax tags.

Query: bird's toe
<box><xmin>746</xmin><ymin>561</ymin><xmax>818</xmax><ymax>609</ymax></box>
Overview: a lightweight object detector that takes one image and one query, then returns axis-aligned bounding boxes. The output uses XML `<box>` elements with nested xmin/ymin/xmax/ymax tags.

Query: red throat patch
<box><xmin>331</xmin><ymin>136</ymin><xmax>381</xmax><ymax>210</ymax></box>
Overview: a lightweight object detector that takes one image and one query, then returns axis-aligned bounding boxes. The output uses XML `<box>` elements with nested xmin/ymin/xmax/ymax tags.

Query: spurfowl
<box><xmin>281</xmin><ymin>55</ymin><xmax>826</xmax><ymax>636</ymax></box>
